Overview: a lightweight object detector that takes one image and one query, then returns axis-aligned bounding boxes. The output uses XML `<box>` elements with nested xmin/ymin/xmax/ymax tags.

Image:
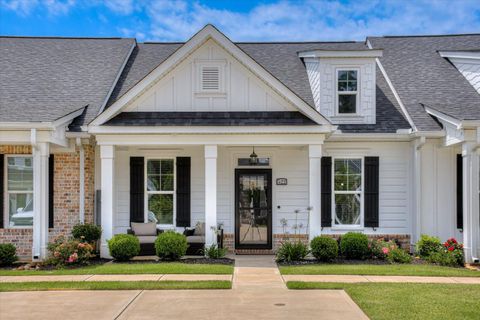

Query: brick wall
<box><xmin>0</xmin><ymin>144</ymin><xmax>95</xmax><ymax>259</ymax></box>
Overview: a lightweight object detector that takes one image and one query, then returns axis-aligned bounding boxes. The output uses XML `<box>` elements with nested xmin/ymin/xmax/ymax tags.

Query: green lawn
<box><xmin>0</xmin><ymin>280</ymin><xmax>231</xmax><ymax>291</ymax></box>
<box><xmin>279</xmin><ymin>264</ymin><xmax>480</xmax><ymax>277</ymax></box>
<box><xmin>0</xmin><ymin>262</ymin><xmax>233</xmax><ymax>276</ymax></box>
<box><xmin>287</xmin><ymin>282</ymin><xmax>480</xmax><ymax>320</ymax></box>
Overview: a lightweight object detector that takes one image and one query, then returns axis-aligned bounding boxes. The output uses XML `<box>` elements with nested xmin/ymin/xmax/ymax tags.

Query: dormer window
<box><xmin>337</xmin><ymin>69</ymin><xmax>358</xmax><ymax>114</ymax></box>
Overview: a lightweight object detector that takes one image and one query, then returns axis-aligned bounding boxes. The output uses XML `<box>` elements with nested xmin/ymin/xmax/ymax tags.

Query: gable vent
<box><xmin>201</xmin><ymin>66</ymin><xmax>220</xmax><ymax>91</ymax></box>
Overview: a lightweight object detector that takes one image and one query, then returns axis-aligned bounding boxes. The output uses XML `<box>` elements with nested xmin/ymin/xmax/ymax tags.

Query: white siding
<box><xmin>124</xmin><ymin>39</ymin><xmax>296</xmax><ymax>113</ymax></box>
<box><xmin>322</xmin><ymin>141</ymin><xmax>411</xmax><ymax>235</ymax></box>
<box><xmin>419</xmin><ymin>140</ymin><xmax>461</xmax><ymax>241</ymax></box>
<box><xmin>111</xmin><ymin>142</ymin><xmax>413</xmax><ymax>237</ymax></box>
<box><xmin>305</xmin><ymin>57</ymin><xmax>376</xmax><ymax>125</ymax></box>
<box><xmin>450</xmin><ymin>58</ymin><xmax>480</xmax><ymax>94</ymax></box>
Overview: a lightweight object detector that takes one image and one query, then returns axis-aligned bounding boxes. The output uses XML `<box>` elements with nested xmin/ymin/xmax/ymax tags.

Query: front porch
<box><xmin>97</xmin><ymin>133</ymin><xmax>326</xmax><ymax>258</ymax></box>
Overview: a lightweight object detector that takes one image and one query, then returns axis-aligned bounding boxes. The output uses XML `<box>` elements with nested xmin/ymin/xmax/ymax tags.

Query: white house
<box><xmin>1</xmin><ymin>25</ymin><xmax>479</xmax><ymax>263</ymax></box>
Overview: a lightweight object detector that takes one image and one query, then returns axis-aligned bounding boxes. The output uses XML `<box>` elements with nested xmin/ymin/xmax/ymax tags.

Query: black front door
<box><xmin>235</xmin><ymin>169</ymin><xmax>272</xmax><ymax>249</ymax></box>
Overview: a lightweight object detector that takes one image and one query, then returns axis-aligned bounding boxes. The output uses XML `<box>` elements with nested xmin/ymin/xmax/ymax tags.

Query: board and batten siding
<box><xmin>123</xmin><ymin>39</ymin><xmax>296</xmax><ymax>113</ymax></box>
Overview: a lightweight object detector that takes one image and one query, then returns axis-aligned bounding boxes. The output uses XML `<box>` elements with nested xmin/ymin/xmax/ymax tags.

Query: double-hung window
<box><xmin>146</xmin><ymin>159</ymin><xmax>175</xmax><ymax>226</ymax></box>
<box><xmin>333</xmin><ymin>158</ymin><xmax>362</xmax><ymax>227</ymax></box>
<box><xmin>337</xmin><ymin>70</ymin><xmax>358</xmax><ymax>114</ymax></box>
<box><xmin>5</xmin><ymin>156</ymin><xmax>34</xmax><ymax>227</ymax></box>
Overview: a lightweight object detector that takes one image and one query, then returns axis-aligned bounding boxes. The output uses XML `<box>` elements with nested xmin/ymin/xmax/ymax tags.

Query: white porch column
<box><xmin>32</xmin><ymin>142</ymin><xmax>50</xmax><ymax>260</ymax></box>
<box><xmin>308</xmin><ymin>144</ymin><xmax>322</xmax><ymax>240</ymax></box>
<box><xmin>100</xmin><ymin>145</ymin><xmax>115</xmax><ymax>258</ymax></box>
<box><xmin>204</xmin><ymin>145</ymin><xmax>217</xmax><ymax>246</ymax></box>
<box><xmin>462</xmin><ymin>140</ymin><xmax>480</xmax><ymax>263</ymax></box>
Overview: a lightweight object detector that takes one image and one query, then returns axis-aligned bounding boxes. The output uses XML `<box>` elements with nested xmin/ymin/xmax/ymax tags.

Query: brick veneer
<box><xmin>222</xmin><ymin>232</ymin><xmax>411</xmax><ymax>254</ymax></box>
<box><xmin>0</xmin><ymin>144</ymin><xmax>95</xmax><ymax>259</ymax></box>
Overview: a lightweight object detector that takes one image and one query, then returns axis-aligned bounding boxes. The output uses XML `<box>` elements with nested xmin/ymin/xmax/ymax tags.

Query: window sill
<box><xmin>194</xmin><ymin>91</ymin><xmax>227</xmax><ymax>97</ymax></box>
<box><xmin>330</xmin><ymin>226</ymin><xmax>364</xmax><ymax>232</ymax></box>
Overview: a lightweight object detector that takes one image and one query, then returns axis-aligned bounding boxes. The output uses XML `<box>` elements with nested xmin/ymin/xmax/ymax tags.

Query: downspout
<box><xmin>77</xmin><ymin>138</ymin><xmax>85</xmax><ymax>224</ymax></box>
<box><xmin>412</xmin><ymin>136</ymin><xmax>426</xmax><ymax>249</ymax></box>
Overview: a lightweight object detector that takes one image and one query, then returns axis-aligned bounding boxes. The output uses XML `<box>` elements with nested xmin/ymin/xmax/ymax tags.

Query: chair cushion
<box><xmin>194</xmin><ymin>222</ymin><xmax>205</xmax><ymax>236</ymax></box>
<box><xmin>131</xmin><ymin>222</ymin><xmax>157</xmax><ymax>236</ymax></box>
<box><xmin>136</xmin><ymin>235</ymin><xmax>157</xmax><ymax>244</ymax></box>
<box><xmin>186</xmin><ymin>235</ymin><xmax>205</xmax><ymax>243</ymax></box>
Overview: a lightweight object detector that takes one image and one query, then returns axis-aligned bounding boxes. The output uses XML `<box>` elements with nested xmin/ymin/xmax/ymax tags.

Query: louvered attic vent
<box><xmin>201</xmin><ymin>66</ymin><xmax>220</xmax><ymax>91</ymax></box>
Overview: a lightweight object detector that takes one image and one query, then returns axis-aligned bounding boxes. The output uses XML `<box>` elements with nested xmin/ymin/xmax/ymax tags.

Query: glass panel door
<box><xmin>235</xmin><ymin>169</ymin><xmax>272</xmax><ymax>249</ymax></box>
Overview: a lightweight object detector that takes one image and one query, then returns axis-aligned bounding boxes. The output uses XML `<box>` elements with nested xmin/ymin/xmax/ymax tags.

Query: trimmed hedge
<box><xmin>155</xmin><ymin>231</ymin><xmax>188</xmax><ymax>260</ymax></box>
<box><xmin>107</xmin><ymin>234</ymin><xmax>140</xmax><ymax>261</ymax></box>
<box><xmin>340</xmin><ymin>232</ymin><xmax>369</xmax><ymax>260</ymax></box>
<box><xmin>310</xmin><ymin>236</ymin><xmax>338</xmax><ymax>262</ymax></box>
<box><xmin>72</xmin><ymin>223</ymin><xmax>102</xmax><ymax>243</ymax></box>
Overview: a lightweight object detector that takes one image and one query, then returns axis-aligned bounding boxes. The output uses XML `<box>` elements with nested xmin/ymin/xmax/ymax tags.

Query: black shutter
<box><xmin>176</xmin><ymin>157</ymin><xmax>191</xmax><ymax>227</ymax></box>
<box><xmin>321</xmin><ymin>157</ymin><xmax>332</xmax><ymax>228</ymax></box>
<box><xmin>364</xmin><ymin>157</ymin><xmax>379</xmax><ymax>228</ymax></box>
<box><xmin>130</xmin><ymin>157</ymin><xmax>145</xmax><ymax>223</ymax></box>
<box><xmin>0</xmin><ymin>154</ymin><xmax>4</xmax><ymax>229</ymax></box>
<box><xmin>456</xmin><ymin>154</ymin><xmax>463</xmax><ymax>229</ymax></box>
<box><xmin>48</xmin><ymin>155</ymin><xmax>54</xmax><ymax>228</ymax></box>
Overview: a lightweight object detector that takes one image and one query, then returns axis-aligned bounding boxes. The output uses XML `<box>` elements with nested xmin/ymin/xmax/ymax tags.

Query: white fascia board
<box><xmin>438</xmin><ymin>51</ymin><xmax>480</xmax><ymax>61</ymax></box>
<box><xmin>95</xmin><ymin>133</ymin><xmax>326</xmax><ymax>146</ymax></box>
<box><xmin>423</xmin><ymin>106</ymin><xmax>480</xmax><ymax>129</ymax></box>
<box><xmin>96</xmin><ymin>40</ymin><xmax>137</xmax><ymax>116</ymax></box>
<box><xmin>366</xmin><ymin>39</ymin><xmax>417</xmax><ymax>132</ymax></box>
<box><xmin>90</xmin><ymin>24</ymin><xmax>331</xmax><ymax>127</ymax></box>
<box><xmin>89</xmin><ymin>125</ymin><xmax>333</xmax><ymax>135</ymax></box>
<box><xmin>327</xmin><ymin>132</ymin><xmax>413</xmax><ymax>142</ymax></box>
<box><xmin>298</xmin><ymin>49</ymin><xmax>383</xmax><ymax>59</ymax></box>
<box><xmin>52</xmin><ymin>107</ymin><xmax>86</xmax><ymax>128</ymax></box>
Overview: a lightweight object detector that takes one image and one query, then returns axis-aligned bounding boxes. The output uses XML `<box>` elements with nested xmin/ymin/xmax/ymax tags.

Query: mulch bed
<box><xmin>278</xmin><ymin>257</ymin><xmax>429</xmax><ymax>266</ymax></box>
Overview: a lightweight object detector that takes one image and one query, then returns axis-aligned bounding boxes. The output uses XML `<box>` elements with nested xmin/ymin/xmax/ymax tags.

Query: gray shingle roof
<box><xmin>0</xmin><ymin>36</ymin><xmax>135</xmax><ymax>125</ymax></box>
<box><xmin>107</xmin><ymin>41</ymin><xmax>368</xmax><ymax>109</ymax></box>
<box><xmin>368</xmin><ymin>34</ymin><xmax>480</xmax><ymax>131</ymax></box>
<box><xmin>105</xmin><ymin>111</ymin><xmax>316</xmax><ymax>126</ymax></box>
<box><xmin>338</xmin><ymin>68</ymin><xmax>411</xmax><ymax>133</ymax></box>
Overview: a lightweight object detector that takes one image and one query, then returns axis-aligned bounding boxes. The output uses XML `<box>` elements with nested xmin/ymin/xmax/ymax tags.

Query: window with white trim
<box><xmin>337</xmin><ymin>70</ymin><xmax>358</xmax><ymax>114</ymax></box>
<box><xmin>333</xmin><ymin>158</ymin><xmax>362</xmax><ymax>226</ymax></box>
<box><xmin>146</xmin><ymin>159</ymin><xmax>175</xmax><ymax>226</ymax></box>
<box><xmin>5</xmin><ymin>156</ymin><xmax>34</xmax><ymax>227</ymax></box>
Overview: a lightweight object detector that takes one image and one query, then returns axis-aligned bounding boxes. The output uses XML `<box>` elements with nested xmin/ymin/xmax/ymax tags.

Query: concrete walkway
<box><xmin>283</xmin><ymin>274</ymin><xmax>480</xmax><ymax>284</ymax></box>
<box><xmin>0</xmin><ymin>255</ymin><xmax>369</xmax><ymax>320</ymax></box>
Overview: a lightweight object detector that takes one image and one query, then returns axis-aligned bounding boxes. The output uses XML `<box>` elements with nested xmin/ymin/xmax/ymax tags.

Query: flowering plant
<box><xmin>46</xmin><ymin>236</ymin><xmax>95</xmax><ymax>266</ymax></box>
<box><xmin>443</xmin><ymin>238</ymin><xmax>464</xmax><ymax>266</ymax></box>
<box><xmin>369</xmin><ymin>238</ymin><xmax>398</xmax><ymax>260</ymax></box>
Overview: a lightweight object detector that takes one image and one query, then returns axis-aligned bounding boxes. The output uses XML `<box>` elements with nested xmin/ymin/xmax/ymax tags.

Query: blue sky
<box><xmin>1</xmin><ymin>0</ymin><xmax>480</xmax><ymax>42</ymax></box>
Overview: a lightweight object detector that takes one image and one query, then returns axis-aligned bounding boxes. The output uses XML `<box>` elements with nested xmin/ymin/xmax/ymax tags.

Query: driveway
<box><xmin>0</xmin><ymin>256</ymin><xmax>368</xmax><ymax>320</ymax></box>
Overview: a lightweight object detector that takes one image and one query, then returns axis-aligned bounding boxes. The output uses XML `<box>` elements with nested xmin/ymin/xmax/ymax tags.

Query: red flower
<box><xmin>448</xmin><ymin>246</ymin><xmax>454</xmax><ymax>252</ymax></box>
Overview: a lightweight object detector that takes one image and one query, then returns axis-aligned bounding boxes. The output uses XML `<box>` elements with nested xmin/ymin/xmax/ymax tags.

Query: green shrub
<box><xmin>275</xmin><ymin>241</ymin><xmax>309</xmax><ymax>262</ymax></box>
<box><xmin>416</xmin><ymin>234</ymin><xmax>442</xmax><ymax>258</ymax></box>
<box><xmin>427</xmin><ymin>251</ymin><xmax>459</xmax><ymax>267</ymax></box>
<box><xmin>0</xmin><ymin>243</ymin><xmax>18</xmax><ymax>266</ymax></box>
<box><xmin>427</xmin><ymin>238</ymin><xmax>464</xmax><ymax>267</ymax></box>
<box><xmin>340</xmin><ymin>232</ymin><xmax>369</xmax><ymax>260</ymax></box>
<box><xmin>72</xmin><ymin>223</ymin><xmax>102</xmax><ymax>243</ymax></box>
<box><xmin>387</xmin><ymin>248</ymin><xmax>412</xmax><ymax>264</ymax></box>
<box><xmin>47</xmin><ymin>236</ymin><xmax>95</xmax><ymax>266</ymax></box>
<box><xmin>107</xmin><ymin>234</ymin><xmax>140</xmax><ymax>261</ymax></box>
<box><xmin>310</xmin><ymin>236</ymin><xmax>338</xmax><ymax>262</ymax></box>
<box><xmin>202</xmin><ymin>244</ymin><xmax>228</xmax><ymax>259</ymax></box>
<box><xmin>155</xmin><ymin>231</ymin><xmax>188</xmax><ymax>260</ymax></box>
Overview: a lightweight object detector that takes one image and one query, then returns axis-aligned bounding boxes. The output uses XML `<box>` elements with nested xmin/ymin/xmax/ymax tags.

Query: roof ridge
<box><xmin>371</xmin><ymin>33</ymin><xmax>480</xmax><ymax>39</ymax></box>
<box><xmin>0</xmin><ymin>35</ymin><xmax>134</xmax><ymax>40</ymax></box>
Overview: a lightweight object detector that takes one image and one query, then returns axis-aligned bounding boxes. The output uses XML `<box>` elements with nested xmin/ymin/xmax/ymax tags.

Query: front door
<box><xmin>235</xmin><ymin>169</ymin><xmax>272</xmax><ymax>249</ymax></box>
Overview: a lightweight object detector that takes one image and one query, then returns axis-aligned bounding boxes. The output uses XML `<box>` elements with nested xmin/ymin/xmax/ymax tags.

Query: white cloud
<box><xmin>139</xmin><ymin>0</ymin><xmax>480</xmax><ymax>42</ymax></box>
<box><xmin>1</xmin><ymin>0</ymin><xmax>39</xmax><ymax>16</ymax></box>
<box><xmin>104</xmin><ymin>0</ymin><xmax>134</xmax><ymax>15</ymax></box>
<box><xmin>43</xmin><ymin>0</ymin><xmax>75</xmax><ymax>15</ymax></box>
